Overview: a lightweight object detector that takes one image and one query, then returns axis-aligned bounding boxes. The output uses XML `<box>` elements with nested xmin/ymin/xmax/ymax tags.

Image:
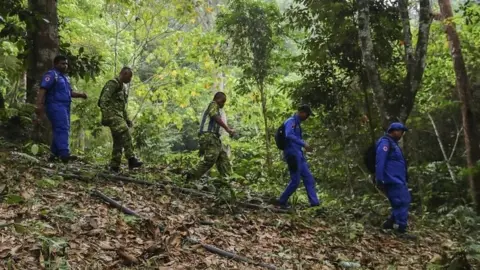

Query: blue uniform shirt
<box><xmin>40</xmin><ymin>69</ymin><xmax>72</xmax><ymax>105</ymax></box>
<box><xmin>283</xmin><ymin>114</ymin><xmax>305</xmax><ymax>156</ymax></box>
<box><xmin>375</xmin><ymin>135</ymin><xmax>407</xmax><ymax>185</ymax></box>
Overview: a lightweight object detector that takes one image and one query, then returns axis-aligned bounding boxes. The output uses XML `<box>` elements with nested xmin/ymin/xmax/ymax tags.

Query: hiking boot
<box><xmin>273</xmin><ymin>200</ymin><xmax>291</xmax><ymax>209</ymax></box>
<box><xmin>109</xmin><ymin>166</ymin><xmax>120</xmax><ymax>173</ymax></box>
<box><xmin>382</xmin><ymin>218</ymin><xmax>395</xmax><ymax>230</ymax></box>
<box><xmin>48</xmin><ymin>155</ymin><xmax>58</xmax><ymax>162</ymax></box>
<box><xmin>128</xmin><ymin>157</ymin><xmax>143</xmax><ymax>170</ymax></box>
<box><xmin>395</xmin><ymin>230</ymin><xmax>418</xmax><ymax>241</ymax></box>
<box><xmin>60</xmin><ymin>155</ymin><xmax>78</xmax><ymax>164</ymax></box>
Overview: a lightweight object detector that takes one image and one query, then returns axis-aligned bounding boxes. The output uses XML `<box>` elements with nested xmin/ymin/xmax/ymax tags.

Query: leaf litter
<box><xmin>0</xmin><ymin>150</ymin><xmax>467</xmax><ymax>269</ymax></box>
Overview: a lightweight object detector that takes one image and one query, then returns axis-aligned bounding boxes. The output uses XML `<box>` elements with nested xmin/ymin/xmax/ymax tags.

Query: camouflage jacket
<box><xmin>98</xmin><ymin>78</ymin><xmax>129</xmax><ymax>121</ymax></box>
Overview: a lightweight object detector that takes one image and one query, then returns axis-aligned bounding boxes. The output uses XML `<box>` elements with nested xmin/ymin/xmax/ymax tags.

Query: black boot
<box><xmin>128</xmin><ymin>157</ymin><xmax>143</xmax><ymax>170</ymax></box>
<box><xmin>395</xmin><ymin>227</ymin><xmax>417</xmax><ymax>240</ymax></box>
<box><xmin>60</xmin><ymin>155</ymin><xmax>78</xmax><ymax>164</ymax></box>
<box><xmin>382</xmin><ymin>217</ymin><xmax>395</xmax><ymax>230</ymax></box>
<box><xmin>109</xmin><ymin>166</ymin><xmax>120</xmax><ymax>173</ymax></box>
<box><xmin>48</xmin><ymin>155</ymin><xmax>58</xmax><ymax>162</ymax></box>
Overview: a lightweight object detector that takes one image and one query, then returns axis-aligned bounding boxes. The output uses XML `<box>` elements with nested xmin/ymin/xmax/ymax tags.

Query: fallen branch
<box><xmin>11</xmin><ymin>151</ymin><xmax>40</xmax><ymax>163</ymax></box>
<box><xmin>186</xmin><ymin>237</ymin><xmax>277</xmax><ymax>270</ymax></box>
<box><xmin>99</xmin><ymin>173</ymin><xmax>290</xmax><ymax>213</ymax></box>
<box><xmin>0</xmin><ymin>222</ymin><xmax>14</xmax><ymax>229</ymax></box>
<box><xmin>55</xmin><ymin>168</ymin><xmax>288</xmax><ymax>215</ymax></box>
<box><xmin>237</xmin><ymin>201</ymin><xmax>290</xmax><ymax>214</ymax></box>
<box><xmin>91</xmin><ymin>190</ymin><xmax>141</xmax><ymax>217</ymax></box>
<box><xmin>92</xmin><ymin>190</ymin><xmax>277</xmax><ymax>270</ymax></box>
<box><xmin>98</xmin><ymin>173</ymin><xmax>215</xmax><ymax>199</ymax></box>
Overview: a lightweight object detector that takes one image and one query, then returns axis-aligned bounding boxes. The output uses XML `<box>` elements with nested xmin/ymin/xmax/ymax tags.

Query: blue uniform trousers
<box><xmin>385</xmin><ymin>184</ymin><xmax>411</xmax><ymax>229</ymax></box>
<box><xmin>46</xmin><ymin>102</ymin><xmax>71</xmax><ymax>158</ymax></box>
<box><xmin>279</xmin><ymin>153</ymin><xmax>320</xmax><ymax>206</ymax></box>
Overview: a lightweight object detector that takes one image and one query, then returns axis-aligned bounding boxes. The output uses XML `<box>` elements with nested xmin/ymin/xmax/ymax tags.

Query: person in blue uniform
<box><xmin>376</xmin><ymin>122</ymin><xmax>413</xmax><ymax>236</ymax></box>
<box><xmin>277</xmin><ymin>105</ymin><xmax>320</xmax><ymax>208</ymax></box>
<box><xmin>35</xmin><ymin>55</ymin><xmax>88</xmax><ymax>163</ymax></box>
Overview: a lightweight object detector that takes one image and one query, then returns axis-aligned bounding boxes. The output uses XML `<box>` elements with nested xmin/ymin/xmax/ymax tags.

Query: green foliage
<box><xmin>37</xmin><ymin>176</ymin><xmax>63</xmax><ymax>189</ymax></box>
<box><xmin>286</xmin><ymin>0</ymin><xmax>402</xmax><ymax>111</ymax></box>
<box><xmin>5</xmin><ymin>193</ymin><xmax>24</xmax><ymax>204</ymax></box>
<box><xmin>217</xmin><ymin>0</ymin><xmax>282</xmax><ymax>87</ymax></box>
<box><xmin>0</xmin><ymin>0</ymin><xmax>480</xmax><ymax>256</ymax></box>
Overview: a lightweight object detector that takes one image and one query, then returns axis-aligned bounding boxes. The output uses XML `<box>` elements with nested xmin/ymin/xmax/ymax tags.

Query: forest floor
<box><xmin>0</xmin><ymin>144</ymin><xmax>475</xmax><ymax>270</ymax></box>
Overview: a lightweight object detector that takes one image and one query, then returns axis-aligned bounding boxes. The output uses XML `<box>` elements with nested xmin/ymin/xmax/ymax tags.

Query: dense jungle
<box><xmin>1</xmin><ymin>0</ymin><xmax>480</xmax><ymax>269</ymax></box>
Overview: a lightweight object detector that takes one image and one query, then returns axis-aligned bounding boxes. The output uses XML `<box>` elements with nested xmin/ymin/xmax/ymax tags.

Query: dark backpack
<box><xmin>274</xmin><ymin>123</ymin><xmax>287</xmax><ymax>150</ymax></box>
<box><xmin>364</xmin><ymin>136</ymin><xmax>393</xmax><ymax>174</ymax></box>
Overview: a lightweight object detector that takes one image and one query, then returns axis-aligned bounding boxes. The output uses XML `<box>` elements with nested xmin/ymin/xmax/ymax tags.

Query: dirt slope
<box><xmin>0</xmin><ymin>150</ymin><xmax>463</xmax><ymax>269</ymax></box>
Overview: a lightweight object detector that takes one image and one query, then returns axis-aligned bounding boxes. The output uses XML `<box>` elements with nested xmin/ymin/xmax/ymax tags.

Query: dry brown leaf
<box><xmin>87</xmin><ymin>229</ymin><xmax>103</xmax><ymax>236</ymax></box>
<box><xmin>89</xmin><ymin>218</ymin><xmax>98</xmax><ymax>229</ymax></box>
<box><xmin>99</xmin><ymin>241</ymin><xmax>115</xmax><ymax>251</ymax></box>
<box><xmin>167</xmin><ymin>233</ymin><xmax>182</xmax><ymax>248</ymax></box>
<box><xmin>39</xmin><ymin>252</ymin><xmax>45</xmax><ymax>269</ymax></box>
<box><xmin>117</xmin><ymin>249</ymin><xmax>139</xmax><ymax>265</ymax></box>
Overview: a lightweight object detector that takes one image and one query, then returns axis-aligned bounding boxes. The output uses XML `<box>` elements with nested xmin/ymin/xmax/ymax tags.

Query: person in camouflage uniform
<box><xmin>187</xmin><ymin>92</ymin><xmax>235</xmax><ymax>180</ymax></box>
<box><xmin>98</xmin><ymin>67</ymin><xmax>143</xmax><ymax>172</ymax></box>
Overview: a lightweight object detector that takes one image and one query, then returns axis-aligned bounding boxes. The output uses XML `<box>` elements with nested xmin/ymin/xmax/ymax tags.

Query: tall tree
<box><xmin>26</xmin><ymin>0</ymin><xmax>59</xmax><ymax>104</ymax></box>
<box><xmin>357</xmin><ymin>0</ymin><xmax>433</xmax><ymax>128</ymax></box>
<box><xmin>217</xmin><ymin>0</ymin><xmax>282</xmax><ymax>172</ymax></box>
<box><xmin>437</xmin><ymin>0</ymin><xmax>480</xmax><ymax>212</ymax></box>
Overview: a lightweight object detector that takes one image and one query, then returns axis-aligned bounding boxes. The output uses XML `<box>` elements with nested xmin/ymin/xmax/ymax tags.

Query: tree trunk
<box><xmin>438</xmin><ymin>0</ymin><xmax>480</xmax><ymax>212</ymax></box>
<box><xmin>357</xmin><ymin>0</ymin><xmax>432</xmax><ymax>129</ymax></box>
<box><xmin>360</xmin><ymin>75</ymin><xmax>376</xmax><ymax>144</ymax></box>
<box><xmin>0</xmin><ymin>92</ymin><xmax>5</xmax><ymax>109</ymax></box>
<box><xmin>259</xmin><ymin>83</ymin><xmax>272</xmax><ymax>172</ymax></box>
<box><xmin>356</xmin><ymin>0</ymin><xmax>389</xmax><ymax>128</ymax></box>
<box><xmin>26</xmin><ymin>0</ymin><xmax>59</xmax><ymax>104</ymax></box>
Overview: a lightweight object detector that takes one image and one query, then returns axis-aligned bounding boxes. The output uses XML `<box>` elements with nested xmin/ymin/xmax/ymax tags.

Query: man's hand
<box><xmin>304</xmin><ymin>143</ymin><xmax>313</xmax><ymax>152</ymax></box>
<box><xmin>375</xmin><ymin>182</ymin><xmax>386</xmax><ymax>194</ymax></box>
<box><xmin>72</xmin><ymin>92</ymin><xmax>88</xmax><ymax>99</ymax></box>
<box><xmin>227</xmin><ymin>128</ymin><xmax>236</xmax><ymax>137</ymax></box>
<box><xmin>126</xmin><ymin>120</ymin><xmax>133</xmax><ymax>128</ymax></box>
<box><xmin>35</xmin><ymin>105</ymin><xmax>44</xmax><ymax>118</ymax></box>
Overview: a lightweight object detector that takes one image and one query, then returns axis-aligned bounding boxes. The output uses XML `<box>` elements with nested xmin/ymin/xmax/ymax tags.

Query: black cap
<box><xmin>298</xmin><ymin>105</ymin><xmax>314</xmax><ymax>116</ymax></box>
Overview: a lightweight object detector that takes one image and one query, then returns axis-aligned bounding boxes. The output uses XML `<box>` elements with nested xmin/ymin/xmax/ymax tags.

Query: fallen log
<box><xmin>92</xmin><ymin>190</ymin><xmax>277</xmax><ymax>270</ymax></box>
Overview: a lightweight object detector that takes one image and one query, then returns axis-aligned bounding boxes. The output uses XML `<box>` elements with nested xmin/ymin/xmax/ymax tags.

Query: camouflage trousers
<box><xmin>190</xmin><ymin>133</ymin><xmax>231</xmax><ymax>179</ymax></box>
<box><xmin>103</xmin><ymin>116</ymin><xmax>134</xmax><ymax>167</ymax></box>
